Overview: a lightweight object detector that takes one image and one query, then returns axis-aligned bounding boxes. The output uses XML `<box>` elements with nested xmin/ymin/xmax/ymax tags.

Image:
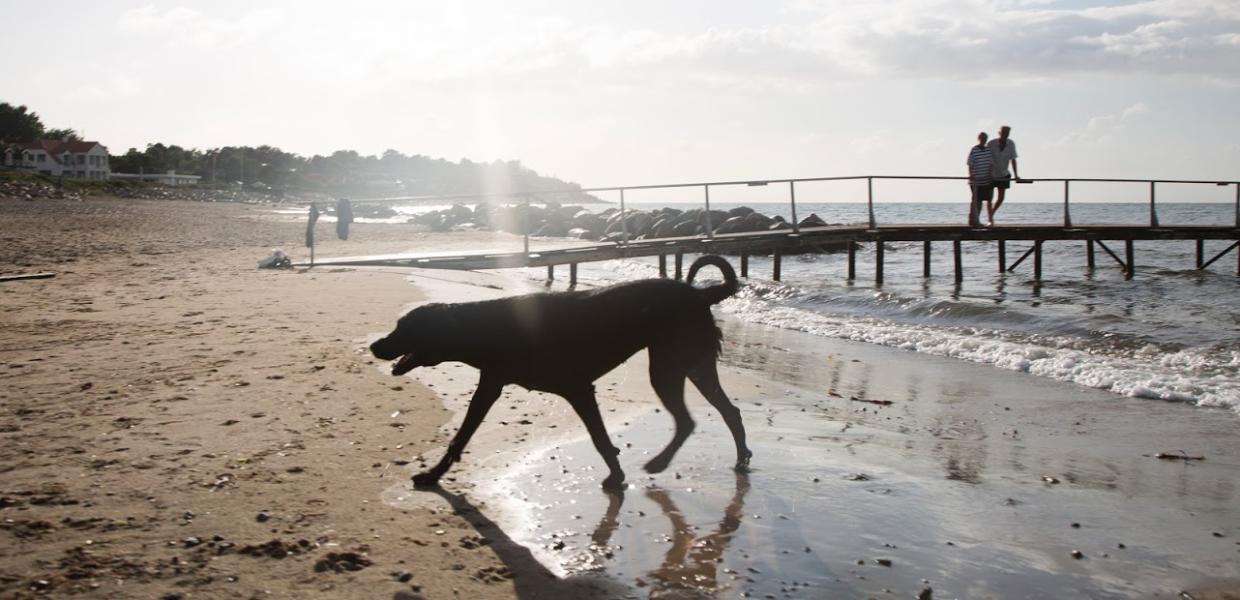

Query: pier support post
<box><xmin>953</xmin><ymin>240</ymin><xmax>962</xmax><ymax>283</ymax></box>
<box><xmin>740</xmin><ymin>252</ymin><xmax>749</xmax><ymax>278</ymax></box>
<box><xmin>1063</xmin><ymin>181</ymin><xmax>1072</xmax><ymax>227</ymax></box>
<box><xmin>1034</xmin><ymin>241</ymin><xmax>1043</xmax><ymax>281</ymax></box>
<box><xmin>1196</xmin><ymin>240</ymin><xmax>1204</xmax><ymax>269</ymax></box>
<box><xmin>570</xmin><ymin>263</ymin><xmax>578</xmax><ymax>287</ymax></box>
<box><xmin>847</xmin><ymin>241</ymin><xmax>857</xmax><ymax>281</ymax></box>
<box><xmin>1087</xmin><ymin>241</ymin><xmax>1095</xmax><ymax>270</ymax></box>
<box><xmin>923</xmin><ymin>241</ymin><xmax>931</xmax><ymax>277</ymax></box>
<box><xmin>773</xmin><ymin>248</ymin><xmax>782</xmax><ymax>281</ymax></box>
<box><xmin>547</xmin><ymin>265</ymin><xmax>554</xmax><ymax>281</ymax></box>
<box><xmin>875</xmin><ymin>242</ymin><xmax>884</xmax><ymax>286</ymax></box>
<box><xmin>1149</xmin><ymin>182</ymin><xmax>1159</xmax><ymax>227</ymax></box>
<box><xmin>998</xmin><ymin>240</ymin><xmax>1006</xmax><ymax>272</ymax></box>
<box><xmin>619</xmin><ymin>189</ymin><xmax>629</xmax><ymax>245</ymax></box>
<box><xmin>1125</xmin><ymin>240</ymin><xmax>1134</xmax><ymax>280</ymax></box>
<box><xmin>659</xmin><ymin>255</ymin><xmax>667</xmax><ymax>278</ymax></box>
<box><xmin>674</xmin><ymin>252</ymin><xmax>683</xmax><ymax>281</ymax></box>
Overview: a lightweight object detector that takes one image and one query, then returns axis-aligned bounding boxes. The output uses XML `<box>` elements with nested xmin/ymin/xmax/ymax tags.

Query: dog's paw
<box><xmin>411</xmin><ymin>472</ymin><xmax>442</xmax><ymax>489</ymax></box>
<box><xmin>643</xmin><ymin>456</ymin><xmax>671</xmax><ymax>474</ymax></box>
<box><xmin>600</xmin><ymin>474</ymin><xmax>626</xmax><ymax>492</ymax></box>
<box><xmin>734</xmin><ymin>450</ymin><xmax>753</xmax><ymax>473</ymax></box>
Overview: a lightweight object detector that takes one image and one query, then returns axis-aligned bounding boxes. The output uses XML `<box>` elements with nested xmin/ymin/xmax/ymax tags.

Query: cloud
<box><xmin>117</xmin><ymin>6</ymin><xmax>199</xmax><ymax>33</ymax></box>
<box><xmin>75</xmin><ymin>76</ymin><xmax>143</xmax><ymax>102</ymax></box>
<box><xmin>1054</xmin><ymin>101</ymin><xmax>1150</xmax><ymax>146</ymax></box>
<box><xmin>355</xmin><ymin>0</ymin><xmax>1240</xmax><ymax>92</ymax></box>
<box><xmin>117</xmin><ymin>5</ymin><xmax>282</xmax><ymax>49</ymax></box>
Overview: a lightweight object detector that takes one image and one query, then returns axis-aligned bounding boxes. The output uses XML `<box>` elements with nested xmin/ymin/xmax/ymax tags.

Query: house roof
<box><xmin>18</xmin><ymin>139</ymin><xmax>106</xmax><ymax>155</ymax></box>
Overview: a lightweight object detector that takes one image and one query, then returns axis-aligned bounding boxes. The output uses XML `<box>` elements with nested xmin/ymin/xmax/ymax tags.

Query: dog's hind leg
<box><xmin>564</xmin><ymin>386</ymin><xmax>626</xmax><ymax>491</ymax></box>
<box><xmin>643</xmin><ymin>355</ymin><xmax>694</xmax><ymax>475</ymax></box>
<box><xmin>413</xmin><ymin>377</ymin><xmax>503</xmax><ymax>488</ymax></box>
<box><xmin>689</xmin><ymin>359</ymin><xmax>752</xmax><ymax>471</ymax></box>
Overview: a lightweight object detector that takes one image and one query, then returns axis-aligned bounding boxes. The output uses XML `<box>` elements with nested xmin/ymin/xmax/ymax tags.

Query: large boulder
<box><xmin>651</xmin><ymin>207</ymin><xmax>684</xmax><ymax>220</ymax></box>
<box><xmin>571</xmin><ymin>212</ymin><xmax>607</xmax><ymax>232</ymax></box>
<box><xmin>533</xmin><ymin>222</ymin><xmax>569</xmax><ymax>238</ymax></box>
<box><xmin>605</xmin><ymin>211</ymin><xmax>653</xmax><ymax>237</ymax></box>
<box><xmin>648</xmin><ymin>217</ymin><xmax>679</xmax><ymax>239</ymax></box>
<box><xmin>486</xmin><ymin>204</ymin><xmax>549</xmax><ymax>234</ymax></box>
<box><xmin>673</xmin><ymin>220</ymin><xmax>702</xmax><ymax>237</ymax></box>
<box><xmin>704</xmin><ymin>210</ymin><xmax>730</xmax><ymax>230</ymax></box>
<box><xmin>714</xmin><ymin>216</ymin><xmax>748</xmax><ymax>235</ymax></box>
<box><xmin>798</xmin><ymin>213</ymin><xmax>827</xmax><ymax>228</ymax></box>
<box><xmin>741</xmin><ymin>212</ymin><xmax>775</xmax><ymax>231</ymax></box>
<box><xmin>727</xmin><ymin>206</ymin><xmax>755</xmax><ymax>218</ymax></box>
<box><xmin>567</xmin><ymin>227</ymin><xmax>602</xmax><ymax>241</ymax></box>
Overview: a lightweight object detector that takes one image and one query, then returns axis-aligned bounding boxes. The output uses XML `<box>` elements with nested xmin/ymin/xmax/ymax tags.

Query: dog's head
<box><xmin>370</xmin><ymin>303</ymin><xmax>455</xmax><ymax>375</ymax></box>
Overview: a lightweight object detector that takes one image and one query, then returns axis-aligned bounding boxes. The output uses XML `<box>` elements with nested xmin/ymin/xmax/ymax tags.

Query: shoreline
<box><xmin>381</xmin><ymin>263</ymin><xmax>1240</xmax><ymax>598</ymax></box>
<box><xmin>2</xmin><ymin>196</ymin><xmax>1238</xmax><ymax>599</ymax></box>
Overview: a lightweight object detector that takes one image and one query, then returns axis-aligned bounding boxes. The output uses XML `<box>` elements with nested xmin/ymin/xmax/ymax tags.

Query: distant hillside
<box><xmin>108</xmin><ymin>144</ymin><xmax>602</xmax><ymax>203</ymax></box>
<box><xmin>4</xmin><ymin>101</ymin><xmax>600</xmax><ymax>204</ymax></box>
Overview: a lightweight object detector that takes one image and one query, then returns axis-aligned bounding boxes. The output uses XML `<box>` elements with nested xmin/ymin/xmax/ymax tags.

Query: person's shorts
<box><xmin>971</xmin><ymin>182</ymin><xmax>994</xmax><ymax>202</ymax></box>
<box><xmin>993</xmin><ymin>177</ymin><xmax>1011</xmax><ymax>190</ymax></box>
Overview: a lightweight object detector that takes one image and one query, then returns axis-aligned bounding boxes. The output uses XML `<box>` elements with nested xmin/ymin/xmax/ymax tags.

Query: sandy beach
<box><xmin>3</xmin><ymin>196</ymin><xmax>1239</xmax><ymax>599</ymax></box>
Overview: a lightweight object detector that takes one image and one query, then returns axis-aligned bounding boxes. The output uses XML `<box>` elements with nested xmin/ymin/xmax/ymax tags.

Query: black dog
<box><xmin>370</xmin><ymin>255</ymin><xmax>752</xmax><ymax>491</ymax></box>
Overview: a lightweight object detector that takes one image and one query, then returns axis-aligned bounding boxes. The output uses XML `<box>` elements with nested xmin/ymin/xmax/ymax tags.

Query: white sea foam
<box><xmin>721</xmin><ymin>289</ymin><xmax>1240</xmax><ymax>414</ymax></box>
<box><xmin>542</xmin><ymin>247</ymin><xmax>1240</xmax><ymax>416</ymax></box>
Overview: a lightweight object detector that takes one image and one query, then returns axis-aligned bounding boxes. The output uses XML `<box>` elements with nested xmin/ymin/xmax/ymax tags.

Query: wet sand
<box><xmin>3</xmin><ymin>196</ymin><xmax>1238</xmax><ymax>599</ymax></box>
<box><xmin>381</xmin><ymin>250</ymin><xmax>1240</xmax><ymax>597</ymax></box>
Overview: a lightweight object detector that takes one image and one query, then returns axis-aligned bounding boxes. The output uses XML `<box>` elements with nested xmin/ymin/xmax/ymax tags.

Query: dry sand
<box><xmin>0</xmin><ymin>197</ymin><xmax>606</xmax><ymax>599</ymax></box>
<box><xmin>3</xmin><ymin>196</ymin><xmax>1239</xmax><ymax>600</ymax></box>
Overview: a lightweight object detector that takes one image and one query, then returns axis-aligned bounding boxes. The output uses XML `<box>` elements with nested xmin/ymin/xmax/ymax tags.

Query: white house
<box><xmin>11</xmin><ymin>139</ymin><xmax>111</xmax><ymax>179</ymax></box>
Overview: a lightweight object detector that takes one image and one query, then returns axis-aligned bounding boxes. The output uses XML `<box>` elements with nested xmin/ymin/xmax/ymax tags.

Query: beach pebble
<box><xmin>876</xmin><ymin>558</ymin><xmax>893</xmax><ymax>567</ymax></box>
<box><xmin>917</xmin><ymin>587</ymin><xmax>934</xmax><ymax>600</ymax></box>
<box><xmin>1071</xmin><ymin>549</ymin><xmax>1085</xmax><ymax>559</ymax></box>
<box><xmin>255</xmin><ymin>512</ymin><xmax>271</xmax><ymax>523</ymax></box>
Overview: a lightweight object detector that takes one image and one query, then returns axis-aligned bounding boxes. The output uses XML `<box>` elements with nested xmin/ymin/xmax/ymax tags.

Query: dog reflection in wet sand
<box><xmin>370</xmin><ymin>255</ymin><xmax>752</xmax><ymax>491</ymax></box>
<box><xmin>586</xmin><ymin>472</ymin><xmax>750</xmax><ymax>596</ymax></box>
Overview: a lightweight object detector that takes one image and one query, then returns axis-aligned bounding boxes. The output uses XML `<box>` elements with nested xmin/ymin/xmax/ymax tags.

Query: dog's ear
<box><xmin>400</xmin><ymin>303</ymin><xmax>444</xmax><ymax>324</ymax></box>
<box><xmin>404</xmin><ymin>303</ymin><xmax>461</xmax><ymax>335</ymax></box>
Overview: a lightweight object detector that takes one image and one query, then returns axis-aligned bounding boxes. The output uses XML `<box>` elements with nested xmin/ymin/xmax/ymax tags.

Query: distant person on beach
<box><xmin>986</xmin><ymin>125</ymin><xmax>1020</xmax><ymax>225</ymax></box>
<box><xmin>966</xmin><ymin>131</ymin><xmax>994</xmax><ymax>228</ymax></box>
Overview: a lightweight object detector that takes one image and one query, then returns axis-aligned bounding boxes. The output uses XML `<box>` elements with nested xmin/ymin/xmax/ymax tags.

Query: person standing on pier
<box><xmin>966</xmin><ymin>131</ymin><xmax>995</xmax><ymax>228</ymax></box>
<box><xmin>986</xmin><ymin>125</ymin><xmax>1020</xmax><ymax>225</ymax></box>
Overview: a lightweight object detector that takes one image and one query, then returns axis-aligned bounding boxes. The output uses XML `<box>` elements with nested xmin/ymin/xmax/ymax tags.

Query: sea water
<box><xmin>380</xmin><ymin>200</ymin><xmax>1240</xmax><ymax>598</ymax></box>
<box><xmin>563</xmin><ymin>201</ymin><xmax>1240</xmax><ymax>415</ymax></box>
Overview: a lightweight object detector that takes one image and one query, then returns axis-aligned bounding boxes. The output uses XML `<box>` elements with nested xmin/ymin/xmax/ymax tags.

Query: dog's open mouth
<box><xmin>391</xmin><ymin>354</ymin><xmax>418</xmax><ymax>376</ymax></box>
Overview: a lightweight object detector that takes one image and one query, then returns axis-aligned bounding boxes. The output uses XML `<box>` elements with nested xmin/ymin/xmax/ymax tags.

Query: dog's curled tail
<box><xmin>686</xmin><ymin>255</ymin><xmax>739</xmax><ymax>305</ymax></box>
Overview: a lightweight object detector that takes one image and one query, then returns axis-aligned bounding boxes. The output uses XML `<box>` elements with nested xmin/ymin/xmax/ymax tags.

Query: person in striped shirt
<box><xmin>966</xmin><ymin>132</ymin><xmax>995</xmax><ymax>227</ymax></box>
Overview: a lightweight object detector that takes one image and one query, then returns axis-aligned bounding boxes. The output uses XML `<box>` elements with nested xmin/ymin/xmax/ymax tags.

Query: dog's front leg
<box><xmin>565</xmin><ymin>387</ymin><xmax>626</xmax><ymax>491</ymax></box>
<box><xmin>412</xmin><ymin>377</ymin><xmax>503</xmax><ymax>488</ymax></box>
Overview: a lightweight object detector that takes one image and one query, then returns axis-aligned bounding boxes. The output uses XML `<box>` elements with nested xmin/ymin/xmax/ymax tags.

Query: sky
<box><xmin>5</xmin><ymin>0</ymin><xmax>1240</xmax><ymax>202</ymax></box>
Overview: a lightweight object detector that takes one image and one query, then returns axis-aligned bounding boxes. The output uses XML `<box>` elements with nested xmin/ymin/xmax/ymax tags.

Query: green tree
<box><xmin>0</xmin><ymin>102</ymin><xmax>45</xmax><ymax>143</ymax></box>
<box><xmin>43</xmin><ymin>128</ymin><xmax>82</xmax><ymax>142</ymax></box>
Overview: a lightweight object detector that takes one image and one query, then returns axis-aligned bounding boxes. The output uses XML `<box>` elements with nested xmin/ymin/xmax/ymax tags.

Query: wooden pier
<box><xmin>304</xmin><ymin>222</ymin><xmax>1240</xmax><ymax>284</ymax></box>
<box><xmin>301</xmin><ymin>174</ymin><xmax>1240</xmax><ymax>284</ymax></box>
